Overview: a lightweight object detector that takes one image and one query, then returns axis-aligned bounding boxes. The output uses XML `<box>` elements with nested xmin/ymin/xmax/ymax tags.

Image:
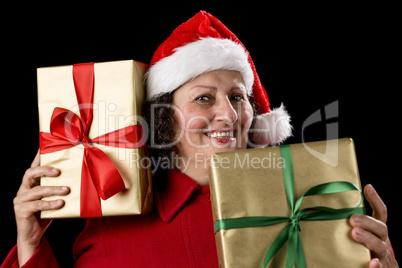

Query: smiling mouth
<box><xmin>204</xmin><ymin>130</ymin><xmax>236</xmax><ymax>139</ymax></box>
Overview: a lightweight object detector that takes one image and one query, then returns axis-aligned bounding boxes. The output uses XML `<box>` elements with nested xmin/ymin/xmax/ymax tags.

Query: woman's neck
<box><xmin>174</xmin><ymin>155</ymin><xmax>210</xmax><ymax>186</ymax></box>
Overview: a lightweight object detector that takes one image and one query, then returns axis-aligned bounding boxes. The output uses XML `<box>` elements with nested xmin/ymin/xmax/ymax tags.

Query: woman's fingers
<box><xmin>351</xmin><ymin>225</ymin><xmax>388</xmax><ymax>259</ymax></box>
<box><xmin>15</xmin><ymin>199</ymin><xmax>65</xmax><ymax>218</ymax></box>
<box><xmin>369</xmin><ymin>258</ymin><xmax>381</xmax><ymax>268</ymax></box>
<box><xmin>14</xmin><ymin>186</ymin><xmax>69</xmax><ymax>216</ymax></box>
<box><xmin>31</xmin><ymin>150</ymin><xmax>40</xmax><ymax>168</ymax></box>
<box><xmin>27</xmin><ymin>199</ymin><xmax>65</xmax><ymax>213</ymax></box>
<box><xmin>15</xmin><ymin>163</ymin><xmax>67</xmax><ymax>218</ymax></box>
<box><xmin>350</xmin><ymin>185</ymin><xmax>389</xmax><ymax>259</ymax></box>
<box><xmin>20</xmin><ymin>166</ymin><xmax>60</xmax><ymax>190</ymax></box>
<box><xmin>350</xmin><ymin>214</ymin><xmax>388</xmax><ymax>242</ymax></box>
<box><xmin>19</xmin><ymin>186</ymin><xmax>70</xmax><ymax>203</ymax></box>
<box><xmin>364</xmin><ymin>184</ymin><xmax>387</xmax><ymax>224</ymax></box>
<box><xmin>351</xmin><ymin>184</ymin><xmax>399</xmax><ymax>267</ymax></box>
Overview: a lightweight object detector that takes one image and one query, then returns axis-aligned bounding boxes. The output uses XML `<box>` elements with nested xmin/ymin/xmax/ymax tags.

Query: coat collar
<box><xmin>154</xmin><ymin>168</ymin><xmax>208</xmax><ymax>222</ymax></box>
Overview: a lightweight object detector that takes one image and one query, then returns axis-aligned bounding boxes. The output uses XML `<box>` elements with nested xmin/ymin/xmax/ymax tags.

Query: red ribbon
<box><xmin>39</xmin><ymin>62</ymin><xmax>145</xmax><ymax>217</ymax></box>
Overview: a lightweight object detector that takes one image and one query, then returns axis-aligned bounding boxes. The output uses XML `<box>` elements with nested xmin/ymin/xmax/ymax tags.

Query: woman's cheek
<box><xmin>240</xmin><ymin>105</ymin><xmax>254</xmax><ymax>130</ymax></box>
<box><xmin>187</xmin><ymin>113</ymin><xmax>211</xmax><ymax>129</ymax></box>
<box><xmin>183</xmin><ymin>113</ymin><xmax>211</xmax><ymax>144</ymax></box>
<box><xmin>238</xmin><ymin>105</ymin><xmax>254</xmax><ymax>148</ymax></box>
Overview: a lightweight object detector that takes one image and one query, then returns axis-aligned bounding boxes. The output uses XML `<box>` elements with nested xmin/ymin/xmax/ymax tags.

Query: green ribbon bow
<box><xmin>213</xmin><ymin>144</ymin><xmax>365</xmax><ymax>268</ymax></box>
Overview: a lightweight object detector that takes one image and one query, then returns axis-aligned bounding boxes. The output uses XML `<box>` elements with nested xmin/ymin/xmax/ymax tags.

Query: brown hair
<box><xmin>142</xmin><ymin>92</ymin><xmax>176</xmax><ymax>160</ymax></box>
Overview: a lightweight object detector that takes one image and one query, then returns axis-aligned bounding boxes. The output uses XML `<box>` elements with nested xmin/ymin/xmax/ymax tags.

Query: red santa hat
<box><xmin>145</xmin><ymin>11</ymin><xmax>292</xmax><ymax>145</ymax></box>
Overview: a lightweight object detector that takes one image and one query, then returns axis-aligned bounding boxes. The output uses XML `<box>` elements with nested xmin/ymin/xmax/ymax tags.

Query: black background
<box><xmin>1</xmin><ymin>2</ymin><xmax>399</xmax><ymax>266</ymax></box>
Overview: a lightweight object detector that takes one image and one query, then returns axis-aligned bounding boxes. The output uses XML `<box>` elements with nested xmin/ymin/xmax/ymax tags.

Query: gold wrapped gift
<box><xmin>38</xmin><ymin>60</ymin><xmax>152</xmax><ymax>219</ymax></box>
<box><xmin>209</xmin><ymin>138</ymin><xmax>371</xmax><ymax>267</ymax></box>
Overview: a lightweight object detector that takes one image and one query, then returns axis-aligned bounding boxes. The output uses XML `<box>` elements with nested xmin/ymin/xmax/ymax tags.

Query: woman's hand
<box><xmin>13</xmin><ymin>151</ymin><xmax>70</xmax><ymax>266</ymax></box>
<box><xmin>350</xmin><ymin>184</ymin><xmax>399</xmax><ymax>268</ymax></box>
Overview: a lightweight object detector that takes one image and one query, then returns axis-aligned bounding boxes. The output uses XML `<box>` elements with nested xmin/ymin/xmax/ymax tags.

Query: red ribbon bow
<box><xmin>39</xmin><ymin>62</ymin><xmax>145</xmax><ymax>217</ymax></box>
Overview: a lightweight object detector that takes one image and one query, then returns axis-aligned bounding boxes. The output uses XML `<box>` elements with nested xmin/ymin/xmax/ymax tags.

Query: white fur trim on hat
<box><xmin>251</xmin><ymin>104</ymin><xmax>292</xmax><ymax>145</ymax></box>
<box><xmin>145</xmin><ymin>37</ymin><xmax>254</xmax><ymax>100</ymax></box>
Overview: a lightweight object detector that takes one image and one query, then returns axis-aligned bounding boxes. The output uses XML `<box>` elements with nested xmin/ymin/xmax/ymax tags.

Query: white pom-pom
<box><xmin>251</xmin><ymin>104</ymin><xmax>292</xmax><ymax>146</ymax></box>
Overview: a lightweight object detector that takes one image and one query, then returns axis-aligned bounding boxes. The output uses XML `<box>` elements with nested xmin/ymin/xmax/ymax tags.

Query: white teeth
<box><xmin>206</xmin><ymin>131</ymin><xmax>234</xmax><ymax>138</ymax></box>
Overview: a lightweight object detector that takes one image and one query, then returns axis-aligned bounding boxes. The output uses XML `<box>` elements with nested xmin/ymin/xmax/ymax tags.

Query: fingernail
<box><xmin>51</xmin><ymin>168</ymin><xmax>58</xmax><ymax>173</ymax></box>
<box><xmin>354</xmin><ymin>227</ymin><xmax>363</xmax><ymax>236</ymax></box>
<box><xmin>367</xmin><ymin>184</ymin><xmax>376</xmax><ymax>195</ymax></box>
<box><xmin>367</xmin><ymin>184</ymin><xmax>372</xmax><ymax>192</ymax></box>
<box><xmin>61</xmin><ymin>186</ymin><xmax>68</xmax><ymax>191</ymax></box>
<box><xmin>353</xmin><ymin>214</ymin><xmax>361</xmax><ymax>223</ymax></box>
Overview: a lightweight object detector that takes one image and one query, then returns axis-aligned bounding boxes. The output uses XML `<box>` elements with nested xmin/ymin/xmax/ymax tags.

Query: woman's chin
<box><xmin>208</xmin><ymin>140</ymin><xmax>247</xmax><ymax>154</ymax></box>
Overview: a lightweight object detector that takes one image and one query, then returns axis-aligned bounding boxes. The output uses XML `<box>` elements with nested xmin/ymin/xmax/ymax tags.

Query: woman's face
<box><xmin>172</xmin><ymin>70</ymin><xmax>254</xmax><ymax>164</ymax></box>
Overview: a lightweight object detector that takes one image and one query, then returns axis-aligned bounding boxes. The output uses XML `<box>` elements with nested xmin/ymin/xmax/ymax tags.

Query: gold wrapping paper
<box><xmin>38</xmin><ymin>60</ymin><xmax>153</xmax><ymax>218</ymax></box>
<box><xmin>209</xmin><ymin>138</ymin><xmax>371</xmax><ymax>267</ymax></box>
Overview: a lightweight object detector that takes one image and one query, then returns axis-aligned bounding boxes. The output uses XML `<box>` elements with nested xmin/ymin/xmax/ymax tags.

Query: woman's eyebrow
<box><xmin>189</xmin><ymin>85</ymin><xmax>217</xmax><ymax>90</ymax></box>
<box><xmin>231</xmin><ymin>84</ymin><xmax>246</xmax><ymax>92</ymax></box>
<box><xmin>189</xmin><ymin>85</ymin><xmax>246</xmax><ymax>91</ymax></box>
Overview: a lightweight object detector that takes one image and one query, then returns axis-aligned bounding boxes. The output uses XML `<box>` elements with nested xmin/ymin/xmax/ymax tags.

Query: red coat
<box><xmin>2</xmin><ymin>169</ymin><xmax>219</xmax><ymax>267</ymax></box>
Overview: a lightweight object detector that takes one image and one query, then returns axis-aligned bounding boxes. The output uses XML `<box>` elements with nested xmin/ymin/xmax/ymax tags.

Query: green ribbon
<box><xmin>213</xmin><ymin>144</ymin><xmax>365</xmax><ymax>268</ymax></box>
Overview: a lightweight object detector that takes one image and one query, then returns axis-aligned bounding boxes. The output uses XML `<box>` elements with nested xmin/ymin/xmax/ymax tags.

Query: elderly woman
<box><xmin>4</xmin><ymin>11</ymin><xmax>398</xmax><ymax>268</ymax></box>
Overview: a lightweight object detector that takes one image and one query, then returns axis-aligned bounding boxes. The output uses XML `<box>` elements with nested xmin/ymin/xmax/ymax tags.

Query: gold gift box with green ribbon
<box><xmin>209</xmin><ymin>138</ymin><xmax>371</xmax><ymax>268</ymax></box>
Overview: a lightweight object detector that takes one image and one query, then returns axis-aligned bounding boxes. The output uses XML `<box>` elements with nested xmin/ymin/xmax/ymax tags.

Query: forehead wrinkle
<box><xmin>189</xmin><ymin>85</ymin><xmax>217</xmax><ymax>91</ymax></box>
<box><xmin>231</xmin><ymin>83</ymin><xmax>247</xmax><ymax>93</ymax></box>
<box><xmin>189</xmin><ymin>84</ymin><xmax>246</xmax><ymax>92</ymax></box>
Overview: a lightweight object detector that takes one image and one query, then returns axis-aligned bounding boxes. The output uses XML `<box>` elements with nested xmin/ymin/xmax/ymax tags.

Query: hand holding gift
<box><xmin>209</xmin><ymin>138</ymin><xmax>398</xmax><ymax>267</ymax></box>
<box><xmin>351</xmin><ymin>184</ymin><xmax>398</xmax><ymax>268</ymax></box>
<box><xmin>13</xmin><ymin>59</ymin><xmax>153</xmax><ymax>267</ymax></box>
<box><xmin>13</xmin><ymin>151</ymin><xmax>68</xmax><ymax>266</ymax></box>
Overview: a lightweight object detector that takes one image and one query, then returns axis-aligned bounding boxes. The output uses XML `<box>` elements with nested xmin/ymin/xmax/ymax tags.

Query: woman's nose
<box><xmin>214</xmin><ymin>97</ymin><xmax>238</xmax><ymax>125</ymax></box>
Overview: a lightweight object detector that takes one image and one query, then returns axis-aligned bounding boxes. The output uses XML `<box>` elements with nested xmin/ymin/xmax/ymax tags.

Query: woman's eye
<box><xmin>232</xmin><ymin>95</ymin><xmax>244</xmax><ymax>102</ymax></box>
<box><xmin>195</xmin><ymin>95</ymin><xmax>211</xmax><ymax>102</ymax></box>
